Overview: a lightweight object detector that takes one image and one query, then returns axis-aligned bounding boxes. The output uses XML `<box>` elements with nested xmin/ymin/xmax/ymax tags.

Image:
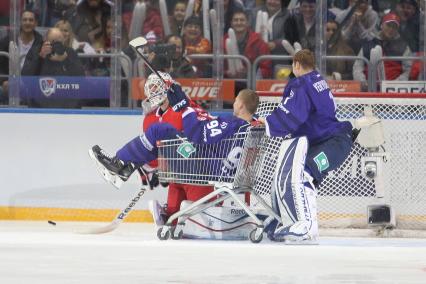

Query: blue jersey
<box><xmin>117</xmin><ymin>107</ymin><xmax>256</xmax><ymax>183</ymax></box>
<box><xmin>181</xmin><ymin>107</ymin><xmax>249</xmax><ymax>144</ymax></box>
<box><xmin>264</xmin><ymin>70</ymin><xmax>352</xmax><ymax>144</ymax></box>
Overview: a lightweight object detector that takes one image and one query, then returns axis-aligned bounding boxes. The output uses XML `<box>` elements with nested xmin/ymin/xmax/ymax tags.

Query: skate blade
<box><xmin>88</xmin><ymin>149</ymin><xmax>123</xmax><ymax>189</ymax></box>
<box><xmin>283</xmin><ymin>236</ymin><xmax>319</xmax><ymax>245</ymax></box>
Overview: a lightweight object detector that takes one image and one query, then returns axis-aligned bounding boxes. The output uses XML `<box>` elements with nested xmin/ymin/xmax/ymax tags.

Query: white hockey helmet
<box><xmin>144</xmin><ymin>71</ymin><xmax>173</xmax><ymax>107</ymax></box>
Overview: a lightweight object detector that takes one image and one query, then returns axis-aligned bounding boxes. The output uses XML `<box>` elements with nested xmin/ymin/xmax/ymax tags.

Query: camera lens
<box><xmin>51</xmin><ymin>41</ymin><xmax>66</xmax><ymax>56</ymax></box>
<box><xmin>364</xmin><ymin>161</ymin><xmax>377</xmax><ymax>179</ymax></box>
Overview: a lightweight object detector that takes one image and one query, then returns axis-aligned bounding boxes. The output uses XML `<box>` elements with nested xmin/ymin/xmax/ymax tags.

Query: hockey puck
<box><xmin>48</xmin><ymin>220</ymin><xmax>57</xmax><ymax>226</ymax></box>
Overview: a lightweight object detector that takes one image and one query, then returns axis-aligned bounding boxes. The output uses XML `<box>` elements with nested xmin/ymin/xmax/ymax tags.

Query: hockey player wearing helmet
<box><xmin>89</xmin><ymin>82</ymin><xmax>261</xmax><ymax>239</ymax></box>
<box><xmin>138</xmin><ymin>72</ymin><xmax>215</xmax><ymax>228</ymax></box>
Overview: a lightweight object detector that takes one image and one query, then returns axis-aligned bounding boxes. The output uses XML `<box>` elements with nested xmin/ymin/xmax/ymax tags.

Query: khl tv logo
<box><xmin>39</xmin><ymin>77</ymin><xmax>57</xmax><ymax>97</ymax></box>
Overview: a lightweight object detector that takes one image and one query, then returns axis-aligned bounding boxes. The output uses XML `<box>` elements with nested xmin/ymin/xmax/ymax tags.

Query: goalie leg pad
<box><xmin>272</xmin><ymin>181</ymin><xmax>318</xmax><ymax>244</ymax></box>
<box><xmin>269</xmin><ymin>137</ymin><xmax>318</xmax><ymax>243</ymax></box>
<box><xmin>271</xmin><ymin>137</ymin><xmax>309</xmax><ymax>227</ymax></box>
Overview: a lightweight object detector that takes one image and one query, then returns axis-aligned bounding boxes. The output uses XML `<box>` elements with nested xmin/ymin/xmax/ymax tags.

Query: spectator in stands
<box><xmin>326</xmin><ymin>19</ymin><xmax>355</xmax><ymax>80</ymax></box>
<box><xmin>353</xmin><ymin>13</ymin><xmax>412</xmax><ymax>90</ymax></box>
<box><xmin>90</xmin><ymin>16</ymin><xmax>114</xmax><ymax>76</ymax></box>
<box><xmin>165</xmin><ymin>34</ymin><xmax>196</xmax><ymax>78</ymax></box>
<box><xmin>336</xmin><ymin>0</ymin><xmax>379</xmax><ymax>54</ymax></box>
<box><xmin>35</xmin><ymin>27</ymin><xmax>85</xmax><ymax>76</ymax></box>
<box><xmin>0</xmin><ymin>0</ymin><xmax>10</xmax><ymax>25</ymax></box>
<box><xmin>25</xmin><ymin>27</ymin><xmax>85</xmax><ymax>108</ymax></box>
<box><xmin>408</xmin><ymin>0</ymin><xmax>425</xmax><ymax>80</ymax></box>
<box><xmin>409</xmin><ymin>53</ymin><xmax>425</xmax><ymax>80</ymax></box>
<box><xmin>224</xmin><ymin>9</ymin><xmax>272</xmax><ymax>79</ymax></box>
<box><xmin>141</xmin><ymin>0</ymin><xmax>165</xmax><ymax>40</ymax></box>
<box><xmin>54</xmin><ymin>19</ymin><xmax>96</xmax><ymax>54</ymax></box>
<box><xmin>223</xmin><ymin>0</ymin><xmax>245</xmax><ymax>33</ymax></box>
<box><xmin>182</xmin><ymin>16</ymin><xmax>211</xmax><ymax>77</ymax></box>
<box><xmin>121</xmin><ymin>0</ymin><xmax>135</xmax><ymax>33</ymax></box>
<box><xmin>0</xmin><ymin>10</ymin><xmax>44</xmax><ymax>103</ymax></box>
<box><xmin>24</xmin><ymin>0</ymin><xmax>48</xmax><ymax>26</ymax></box>
<box><xmin>254</xmin><ymin>0</ymin><xmax>294</xmax><ymax>54</ymax></box>
<box><xmin>17</xmin><ymin>11</ymin><xmax>45</xmax><ymax>74</ymax></box>
<box><xmin>189</xmin><ymin>0</ymin><xmax>245</xmax><ymax>33</ymax></box>
<box><xmin>64</xmin><ymin>0</ymin><xmax>111</xmax><ymax>45</ymax></box>
<box><xmin>47</xmin><ymin>0</ymin><xmax>77</xmax><ymax>27</ymax></box>
<box><xmin>284</xmin><ymin>0</ymin><xmax>317</xmax><ymax>51</ymax></box>
<box><xmin>169</xmin><ymin>0</ymin><xmax>187</xmax><ymax>35</ymax></box>
<box><xmin>92</xmin><ymin>16</ymin><xmax>113</xmax><ymax>53</ymax></box>
<box><xmin>399</xmin><ymin>0</ymin><xmax>420</xmax><ymax>52</ymax></box>
<box><xmin>253</xmin><ymin>0</ymin><xmax>297</xmax><ymax>78</ymax></box>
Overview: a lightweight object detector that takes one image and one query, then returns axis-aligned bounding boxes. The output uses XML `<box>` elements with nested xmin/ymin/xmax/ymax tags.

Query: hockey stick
<box><xmin>80</xmin><ymin>168</ymin><xmax>151</xmax><ymax>234</ymax></box>
<box><xmin>129</xmin><ymin>37</ymin><xmax>169</xmax><ymax>86</ymax></box>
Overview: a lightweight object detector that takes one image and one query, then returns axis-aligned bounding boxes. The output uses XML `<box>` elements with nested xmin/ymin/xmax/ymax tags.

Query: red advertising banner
<box><xmin>132</xmin><ymin>78</ymin><xmax>235</xmax><ymax>101</ymax></box>
<box><xmin>256</xmin><ymin>80</ymin><xmax>361</xmax><ymax>93</ymax></box>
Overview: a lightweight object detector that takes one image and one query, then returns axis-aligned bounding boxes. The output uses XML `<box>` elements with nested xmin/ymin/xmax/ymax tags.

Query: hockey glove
<box><xmin>167</xmin><ymin>83</ymin><xmax>189</xmax><ymax>112</ymax></box>
<box><xmin>138</xmin><ymin>166</ymin><xmax>159</xmax><ymax>190</ymax></box>
<box><xmin>142</xmin><ymin>171</ymin><xmax>160</xmax><ymax>189</ymax></box>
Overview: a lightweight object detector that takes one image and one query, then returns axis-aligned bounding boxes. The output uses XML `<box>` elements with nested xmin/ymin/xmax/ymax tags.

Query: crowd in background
<box><xmin>0</xmin><ymin>0</ymin><xmax>425</xmax><ymax>107</ymax></box>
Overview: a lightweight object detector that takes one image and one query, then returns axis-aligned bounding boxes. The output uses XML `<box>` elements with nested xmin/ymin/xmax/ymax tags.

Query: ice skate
<box><xmin>263</xmin><ymin>216</ymin><xmax>279</xmax><ymax>238</ymax></box>
<box><xmin>89</xmin><ymin>145</ymin><xmax>136</xmax><ymax>189</ymax></box>
<box><xmin>270</xmin><ymin>221</ymin><xmax>318</xmax><ymax>245</ymax></box>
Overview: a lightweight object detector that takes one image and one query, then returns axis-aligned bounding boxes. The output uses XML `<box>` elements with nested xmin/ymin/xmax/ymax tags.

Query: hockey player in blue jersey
<box><xmin>89</xmin><ymin>87</ymin><xmax>259</xmax><ymax>189</ymax></box>
<box><xmin>89</xmin><ymin>87</ymin><xmax>261</xmax><ymax>240</ymax></box>
<box><xmin>259</xmin><ymin>49</ymin><xmax>354</xmax><ymax>243</ymax></box>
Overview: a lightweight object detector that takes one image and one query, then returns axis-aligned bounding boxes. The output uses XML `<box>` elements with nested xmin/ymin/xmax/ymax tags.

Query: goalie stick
<box><xmin>129</xmin><ymin>37</ymin><xmax>170</xmax><ymax>87</ymax></box>
<box><xmin>80</xmin><ymin>168</ymin><xmax>152</xmax><ymax>234</ymax></box>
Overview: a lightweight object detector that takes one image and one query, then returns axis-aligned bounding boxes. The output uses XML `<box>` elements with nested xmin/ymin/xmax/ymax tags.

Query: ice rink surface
<box><xmin>0</xmin><ymin>221</ymin><xmax>425</xmax><ymax>284</ymax></box>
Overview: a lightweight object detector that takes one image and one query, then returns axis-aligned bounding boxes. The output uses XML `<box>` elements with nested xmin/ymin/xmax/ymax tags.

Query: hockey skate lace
<box><xmin>97</xmin><ymin>147</ymin><xmax>114</xmax><ymax>162</ymax></box>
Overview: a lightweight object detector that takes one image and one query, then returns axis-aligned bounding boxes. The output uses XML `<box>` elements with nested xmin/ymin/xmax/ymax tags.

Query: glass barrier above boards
<box><xmin>18</xmin><ymin>76</ymin><xmax>110</xmax><ymax>108</ymax></box>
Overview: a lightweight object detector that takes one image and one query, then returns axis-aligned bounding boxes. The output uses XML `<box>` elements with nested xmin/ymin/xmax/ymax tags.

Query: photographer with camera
<box><xmin>23</xmin><ymin>28</ymin><xmax>85</xmax><ymax>108</ymax></box>
<box><xmin>166</xmin><ymin>34</ymin><xmax>196</xmax><ymax>79</ymax></box>
<box><xmin>148</xmin><ymin>35</ymin><xmax>196</xmax><ymax>79</ymax></box>
<box><xmin>37</xmin><ymin>27</ymin><xmax>85</xmax><ymax>76</ymax></box>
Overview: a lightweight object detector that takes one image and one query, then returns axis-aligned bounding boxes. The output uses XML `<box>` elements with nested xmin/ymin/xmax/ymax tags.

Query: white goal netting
<box><xmin>254</xmin><ymin>93</ymin><xmax>426</xmax><ymax>231</ymax></box>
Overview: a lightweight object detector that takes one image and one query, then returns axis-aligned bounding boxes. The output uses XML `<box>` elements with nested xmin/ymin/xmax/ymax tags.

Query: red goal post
<box><xmin>255</xmin><ymin>91</ymin><xmax>426</xmax><ymax>236</ymax></box>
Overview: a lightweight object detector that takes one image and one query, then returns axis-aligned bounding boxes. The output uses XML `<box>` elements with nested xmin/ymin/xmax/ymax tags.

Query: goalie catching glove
<box><xmin>167</xmin><ymin>83</ymin><xmax>189</xmax><ymax>112</ymax></box>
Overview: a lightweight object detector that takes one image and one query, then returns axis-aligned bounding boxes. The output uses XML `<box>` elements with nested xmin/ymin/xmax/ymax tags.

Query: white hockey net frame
<box><xmin>255</xmin><ymin>92</ymin><xmax>426</xmax><ymax>235</ymax></box>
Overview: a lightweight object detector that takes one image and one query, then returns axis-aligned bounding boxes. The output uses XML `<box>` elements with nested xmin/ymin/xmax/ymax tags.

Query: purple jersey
<box><xmin>182</xmin><ymin>107</ymin><xmax>249</xmax><ymax>144</ymax></box>
<box><xmin>264</xmin><ymin>70</ymin><xmax>352</xmax><ymax>144</ymax></box>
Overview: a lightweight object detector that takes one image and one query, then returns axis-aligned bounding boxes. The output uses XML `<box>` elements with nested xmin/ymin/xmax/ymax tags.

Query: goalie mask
<box><xmin>144</xmin><ymin>72</ymin><xmax>173</xmax><ymax>107</ymax></box>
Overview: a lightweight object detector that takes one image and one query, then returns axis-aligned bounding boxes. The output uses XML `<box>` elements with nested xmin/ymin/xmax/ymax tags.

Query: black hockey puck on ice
<box><xmin>48</xmin><ymin>220</ymin><xmax>57</xmax><ymax>226</ymax></box>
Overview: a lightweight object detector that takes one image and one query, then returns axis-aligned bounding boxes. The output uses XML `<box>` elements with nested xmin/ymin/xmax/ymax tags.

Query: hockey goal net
<box><xmin>255</xmin><ymin>92</ymin><xmax>426</xmax><ymax>235</ymax></box>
